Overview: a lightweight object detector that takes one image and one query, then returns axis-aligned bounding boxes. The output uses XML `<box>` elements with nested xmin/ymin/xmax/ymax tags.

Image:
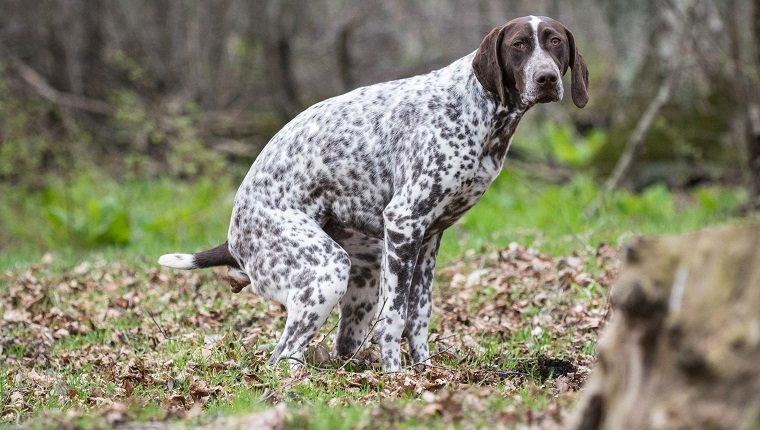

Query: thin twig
<box><xmin>318</xmin><ymin>318</ymin><xmax>341</xmax><ymax>344</ymax></box>
<box><xmin>604</xmin><ymin>73</ymin><xmax>679</xmax><ymax>192</ymax></box>
<box><xmin>282</xmin><ymin>355</ymin><xmax>329</xmax><ymax>371</ymax></box>
<box><xmin>146</xmin><ymin>310</ymin><xmax>169</xmax><ymax>339</ymax></box>
<box><xmin>270</xmin><ymin>298</ymin><xmax>390</xmax><ymax>373</ymax></box>
<box><xmin>259</xmin><ymin>378</ymin><xmax>300</xmax><ymax>403</ymax></box>
<box><xmin>472</xmin><ymin>367</ymin><xmax>527</xmax><ymax>377</ymax></box>
<box><xmin>587</xmin><ymin>72</ymin><xmax>680</xmax><ymax>217</ymax></box>
<box><xmin>404</xmin><ymin>341</ymin><xmax>458</xmax><ymax>369</ymax></box>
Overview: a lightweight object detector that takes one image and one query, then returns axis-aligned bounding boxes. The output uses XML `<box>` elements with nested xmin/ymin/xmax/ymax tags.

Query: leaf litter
<box><xmin>0</xmin><ymin>242</ymin><xmax>618</xmax><ymax>428</ymax></box>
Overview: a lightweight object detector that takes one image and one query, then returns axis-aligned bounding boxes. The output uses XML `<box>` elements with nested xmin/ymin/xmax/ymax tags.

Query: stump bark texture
<box><xmin>569</xmin><ymin>224</ymin><xmax>760</xmax><ymax>430</ymax></box>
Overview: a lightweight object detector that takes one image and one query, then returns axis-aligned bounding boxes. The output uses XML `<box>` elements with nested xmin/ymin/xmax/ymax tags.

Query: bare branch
<box><xmin>603</xmin><ymin>72</ymin><xmax>678</xmax><ymax>194</ymax></box>
<box><xmin>3</xmin><ymin>50</ymin><xmax>115</xmax><ymax>115</ymax></box>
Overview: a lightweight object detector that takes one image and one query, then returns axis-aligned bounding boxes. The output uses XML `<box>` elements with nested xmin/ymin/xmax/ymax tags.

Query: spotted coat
<box><xmin>159</xmin><ymin>15</ymin><xmax>589</xmax><ymax>372</ymax></box>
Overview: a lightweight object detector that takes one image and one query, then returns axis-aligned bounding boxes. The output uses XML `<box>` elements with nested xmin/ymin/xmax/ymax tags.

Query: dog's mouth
<box><xmin>520</xmin><ymin>89</ymin><xmax>563</xmax><ymax>107</ymax></box>
<box><xmin>536</xmin><ymin>91</ymin><xmax>561</xmax><ymax>104</ymax></box>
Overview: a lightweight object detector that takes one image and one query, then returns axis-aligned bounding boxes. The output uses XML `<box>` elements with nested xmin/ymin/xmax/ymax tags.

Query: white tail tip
<box><xmin>158</xmin><ymin>253</ymin><xmax>196</xmax><ymax>269</ymax></box>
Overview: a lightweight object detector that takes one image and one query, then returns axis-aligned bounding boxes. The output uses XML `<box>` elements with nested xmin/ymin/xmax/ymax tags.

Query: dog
<box><xmin>159</xmin><ymin>15</ymin><xmax>588</xmax><ymax>372</ymax></box>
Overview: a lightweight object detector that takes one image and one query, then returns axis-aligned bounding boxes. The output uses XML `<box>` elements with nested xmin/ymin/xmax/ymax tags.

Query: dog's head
<box><xmin>473</xmin><ymin>15</ymin><xmax>589</xmax><ymax>109</ymax></box>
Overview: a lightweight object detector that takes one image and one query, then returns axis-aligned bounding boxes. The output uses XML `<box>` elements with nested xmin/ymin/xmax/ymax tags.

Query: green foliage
<box><xmin>613</xmin><ymin>183</ymin><xmax>673</xmax><ymax>218</ymax></box>
<box><xmin>0</xmin><ymin>174</ymin><xmax>235</xmax><ymax>267</ymax></box>
<box><xmin>38</xmin><ymin>176</ymin><xmax>133</xmax><ymax>247</ymax></box>
<box><xmin>110</xmin><ymin>88</ymin><xmax>229</xmax><ymax>180</ymax></box>
<box><xmin>0</xmin><ymin>68</ymin><xmax>233</xmax><ymax>190</ymax></box>
<box><xmin>111</xmin><ymin>89</ymin><xmax>155</xmax><ymax>145</ymax></box>
<box><xmin>111</xmin><ymin>49</ymin><xmax>147</xmax><ymax>84</ymax></box>
<box><xmin>0</xmin><ymin>166</ymin><xmax>752</xmax><ymax>272</ymax></box>
<box><xmin>515</xmin><ymin>121</ymin><xmax>605</xmax><ymax>168</ymax></box>
<box><xmin>545</xmin><ymin>123</ymin><xmax>605</xmax><ymax>167</ymax></box>
<box><xmin>0</xmin><ymin>68</ymin><xmax>85</xmax><ymax>186</ymax></box>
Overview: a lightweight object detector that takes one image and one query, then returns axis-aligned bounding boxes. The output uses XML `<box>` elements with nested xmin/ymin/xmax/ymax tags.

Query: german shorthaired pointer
<box><xmin>159</xmin><ymin>15</ymin><xmax>588</xmax><ymax>372</ymax></box>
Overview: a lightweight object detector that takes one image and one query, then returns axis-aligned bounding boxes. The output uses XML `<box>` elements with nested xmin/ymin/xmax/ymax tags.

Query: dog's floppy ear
<box><xmin>564</xmin><ymin>26</ymin><xmax>589</xmax><ymax>108</ymax></box>
<box><xmin>472</xmin><ymin>25</ymin><xmax>509</xmax><ymax>106</ymax></box>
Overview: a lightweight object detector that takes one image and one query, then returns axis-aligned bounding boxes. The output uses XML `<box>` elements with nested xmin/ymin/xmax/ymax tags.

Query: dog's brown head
<box><xmin>472</xmin><ymin>15</ymin><xmax>589</xmax><ymax>109</ymax></box>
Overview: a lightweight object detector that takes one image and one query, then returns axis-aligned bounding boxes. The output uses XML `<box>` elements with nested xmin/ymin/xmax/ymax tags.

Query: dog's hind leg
<box><xmin>243</xmin><ymin>211</ymin><xmax>350</xmax><ymax>367</ymax></box>
<box><xmin>269</xmin><ymin>263</ymin><xmax>351</xmax><ymax>366</ymax></box>
<box><xmin>325</xmin><ymin>226</ymin><xmax>382</xmax><ymax>357</ymax></box>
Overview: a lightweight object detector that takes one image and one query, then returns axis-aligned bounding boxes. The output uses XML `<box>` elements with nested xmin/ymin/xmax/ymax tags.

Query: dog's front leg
<box><xmin>376</xmin><ymin>205</ymin><xmax>427</xmax><ymax>372</ymax></box>
<box><xmin>404</xmin><ymin>233</ymin><xmax>441</xmax><ymax>366</ymax></box>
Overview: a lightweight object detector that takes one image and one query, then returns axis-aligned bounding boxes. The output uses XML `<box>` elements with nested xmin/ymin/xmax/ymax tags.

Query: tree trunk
<box><xmin>273</xmin><ymin>35</ymin><xmax>299</xmax><ymax>114</ymax></box>
<box><xmin>81</xmin><ymin>0</ymin><xmax>106</xmax><ymax>99</ymax></box>
<box><xmin>590</xmin><ymin>0</ymin><xmax>676</xmax><ymax>181</ymax></box>
<box><xmin>755</xmin><ymin>0</ymin><xmax>760</xmax><ymax>68</ymax></box>
<box><xmin>569</xmin><ymin>224</ymin><xmax>760</xmax><ymax>430</ymax></box>
<box><xmin>587</xmin><ymin>0</ymin><xmax>693</xmax><ymax>214</ymax></box>
<box><xmin>748</xmin><ymin>1</ymin><xmax>760</xmax><ymax>208</ymax></box>
<box><xmin>336</xmin><ymin>24</ymin><xmax>355</xmax><ymax>92</ymax></box>
<box><xmin>44</xmin><ymin>1</ymin><xmax>70</xmax><ymax>93</ymax></box>
<box><xmin>749</xmin><ymin>106</ymin><xmax>760</xmax><ymax>209</ymax></box>
<box><xmin>726</xmin><ymin>0</ymin><xmax>760</xmax><ymax>210</ymax></box>
<box><xmin>247</xmin><ymin>0</ymin><xmax>302</xmax><ymax>122</ymax></box>
<box><xmin>592</xmin><ymin>0</ymin><xmax>739</xmax><ymax>188</ymax></box>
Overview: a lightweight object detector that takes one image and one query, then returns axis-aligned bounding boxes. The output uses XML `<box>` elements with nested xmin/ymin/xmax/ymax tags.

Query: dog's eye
<box><xmin>512</xmin><ymin>41</ymin><xmax>525</xmax><ymax>49</ymax></box>
<box><xmin>550</xmin><ymin>37</ymin><xmax>562</xmax><ymax>46</ymax></box>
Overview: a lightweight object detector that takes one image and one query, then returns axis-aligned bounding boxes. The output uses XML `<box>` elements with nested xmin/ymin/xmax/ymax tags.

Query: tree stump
<box><xmin>569</xmin><ymin>224</ymin><xmax>760</xmax><ymax>430</ymax></box>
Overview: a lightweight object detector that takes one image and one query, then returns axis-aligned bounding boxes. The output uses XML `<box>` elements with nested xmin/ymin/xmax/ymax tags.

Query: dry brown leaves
<box><xmin>0</xmin><ymin>258</ymin><xmax>276</xmax><ymax>425</ymax></box>
<box><xmin>436</xmin><ymin>242</ymin><xmax>618</xmax><ymax>370</ymax></box>
<box><xmin>0</xmin><ymin>242</ymin><xmax>619</xmax><ymax>428</ymax></box>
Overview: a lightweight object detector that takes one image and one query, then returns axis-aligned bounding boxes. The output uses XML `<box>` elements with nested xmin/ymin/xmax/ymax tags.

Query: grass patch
<box><xmin>0</xmin><ymin>168</ymin><xmax>752</xmax><ymax>273</ymax></box>
<box><xmin>440</xmin><ymin>172</ymin><xmax>749</xmax><ymax>261</ymax></box>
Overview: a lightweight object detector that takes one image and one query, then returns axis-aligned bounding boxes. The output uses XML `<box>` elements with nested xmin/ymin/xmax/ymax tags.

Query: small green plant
<box><xmin>544</xmin><ymin>122</ymin><xmax>605</xmax><ymax>167</ymax></box>
<box><xmin>45</xmin><ymin>194</ymin><xmax>132</xmax><ymax>247</ymax></box>
<box><xmin>514</xmin><ymin>121</ymin><xmax>605</xmax><ymax>168</ymax></box>
<box><xmin>42</xmin><ymin>178</ymin><xmax>132</xmax><ymax>247</ymax></box>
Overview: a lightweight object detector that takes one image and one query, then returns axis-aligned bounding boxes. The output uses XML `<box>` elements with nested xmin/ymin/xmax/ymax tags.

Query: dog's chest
<box><xmin>428</xmin><ymin>123</ymin><xmax>518</xmax><ymax>234</ymax></box>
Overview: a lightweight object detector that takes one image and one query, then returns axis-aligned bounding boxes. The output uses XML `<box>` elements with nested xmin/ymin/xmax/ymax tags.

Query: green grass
<box><xmin>439</xmin><ymin>172</ymin><xmax>749</xmax><ymax>261</ymax></box>
<box><xmin>0</xmin><ymin>173</ymin><xmax>237</xmax><ymax>272</ymax></box>
<box><xmin>0</xmin><ymin>167</ymin><xmax>751</xmax><ymax>273</ymax></box>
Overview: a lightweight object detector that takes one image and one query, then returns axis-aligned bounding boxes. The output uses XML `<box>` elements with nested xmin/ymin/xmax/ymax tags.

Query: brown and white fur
<box><xmin>159</xmin><ymin>15</ymin><xmax>589</xmax><ymax>372</ymax></box>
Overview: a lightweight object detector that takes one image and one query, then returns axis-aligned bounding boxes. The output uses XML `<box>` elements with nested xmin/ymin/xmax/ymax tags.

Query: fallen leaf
<box><xmin>122</xmin><ymin>379</ymin><xmax>134</xmax><ymax>397</ymax></box>
<box><xmin>3</xmin><ymin>309</ymin><xmax>30</xmax><ymax>322</ymax></box>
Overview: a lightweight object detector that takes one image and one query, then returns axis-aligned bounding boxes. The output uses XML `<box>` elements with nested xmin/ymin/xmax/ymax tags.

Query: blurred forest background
<box><xmin>0</xmin><ymin>0</ymin><xmax>758</xmax><ymax>263</ymax></box>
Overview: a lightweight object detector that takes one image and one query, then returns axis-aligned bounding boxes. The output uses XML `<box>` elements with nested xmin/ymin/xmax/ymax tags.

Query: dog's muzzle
<box><xmin>534</xmin><ymin>70</ymin><xmax>562</xmax><ymax>103</ymax></box>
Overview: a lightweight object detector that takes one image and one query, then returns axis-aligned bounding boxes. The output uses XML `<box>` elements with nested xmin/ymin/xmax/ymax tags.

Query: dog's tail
<box><xmin>158</xmin><ymin>241</ymin><xmax>240</xmax><ymax>270</ymax></box>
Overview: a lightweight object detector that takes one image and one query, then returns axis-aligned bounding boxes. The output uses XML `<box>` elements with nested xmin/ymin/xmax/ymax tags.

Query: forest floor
<box><xmin>0</xmin><ymin>172</ymin><xmax>754</xmax><ymax>429</ymax></box>
<box><xmin>0</xmin><ymin>242</ymin><xmax>618</xmax><ymax>429</ymax></box>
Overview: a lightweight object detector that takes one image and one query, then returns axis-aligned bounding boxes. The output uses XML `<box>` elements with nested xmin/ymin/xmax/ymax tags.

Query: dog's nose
<box><xmin>534</xmin><ymin>71</ymin><xmax>559</xmax><ymax>87</ymax></box>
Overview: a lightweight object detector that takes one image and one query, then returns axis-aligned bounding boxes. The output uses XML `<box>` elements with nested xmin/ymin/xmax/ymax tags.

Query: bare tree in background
<box><xmin>248</xmin><ymin>0</ymin><xmax>303</xmax><ymax>121</ymax></box>
<box><xmin>0</xmin><ymin>0</ymin><xmax>757</xmax><ymax>196</ymax></box>
<box><xmin>594</xmin><ymin>0</ymin><xmax>695</xmax><ymax>208</ymax></box>
<box><xmin>747</xmin><ymin>1</ymin><xmax>760</xmax><ymax>208</ymax></box>
<box><xmin>723</xmin><ymin>0</ymin><xmax>760</xmax><ymax>210</ymax></box>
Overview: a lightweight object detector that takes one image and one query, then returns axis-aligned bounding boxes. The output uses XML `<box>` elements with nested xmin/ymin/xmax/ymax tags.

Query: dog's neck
<box><xmin>432</xmin><ymin>52</ymin><xmax>530</xmax><ymax>162</ymax></box>
<box><xmin>462</xmin><ymin>65</ymin><xmax>527</xmax><ymax>160</ymax></box>
<box><xmin>451</xmin><ymin>53</ymin><xmax>528</xmax><ymax>139</ymax></box>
